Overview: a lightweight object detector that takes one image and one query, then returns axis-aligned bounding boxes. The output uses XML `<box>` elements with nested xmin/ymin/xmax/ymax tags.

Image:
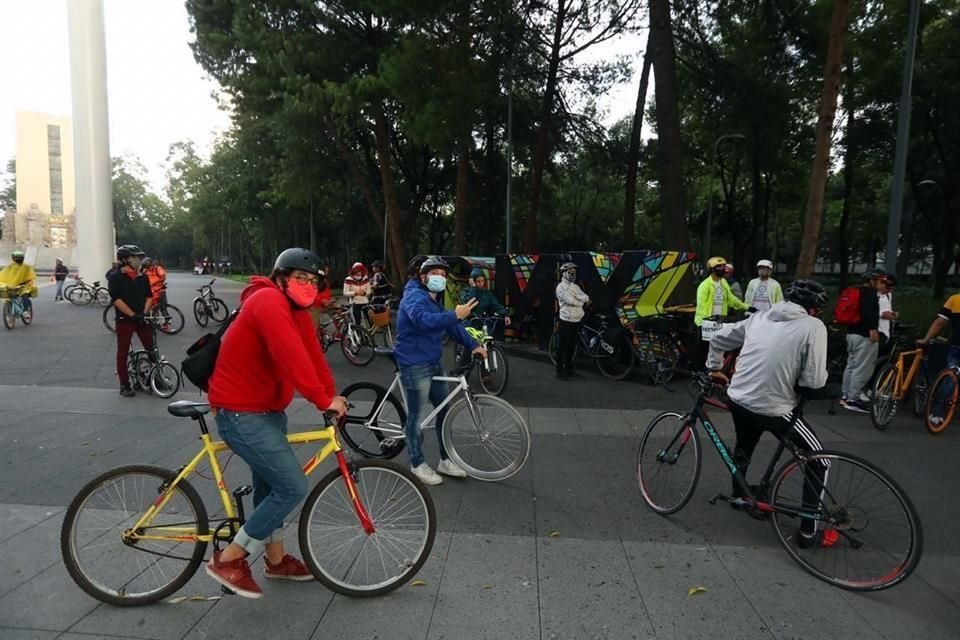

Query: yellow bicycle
<box><xmin>60</xmin><ymin>401</ymin><xmax>436</xmax><ymax>606</ymax></box>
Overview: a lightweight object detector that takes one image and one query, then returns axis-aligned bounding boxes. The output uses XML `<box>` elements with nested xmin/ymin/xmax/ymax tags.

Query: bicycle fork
<box><xmin>335</xmin><ymin>451</ymin><xmax>375</xmax><ymax>535</ymax></box>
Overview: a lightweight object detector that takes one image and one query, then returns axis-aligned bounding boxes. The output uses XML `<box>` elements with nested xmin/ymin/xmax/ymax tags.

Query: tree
<box><xmin>0</xmin><ymin>158</ymin><xmax>14</xmax><ymax>213</ymax></box>
<box><xmin>623</xmin><ymin>37</ymin><xmax>652</xmax><ymax>248</ymax></box>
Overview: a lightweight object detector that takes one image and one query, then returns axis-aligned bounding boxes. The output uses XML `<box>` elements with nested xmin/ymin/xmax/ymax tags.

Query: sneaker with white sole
<box><xmin>437</xmin><ymin>458</ymin><xmax>467</xmax><ymax>478</ymax></box>
<box><xmin>929</xmin><ymin>415</ymin><xmax>945</xmax><ymax>426</ymax></box>
<box><xmin>411</xmin><ymin>463</ymin><xmax>443</xmax><ymax>485</ymax></box>
<box><xmin>843</xmin><ymin>399</ymin><xmax>870</xmax><ymax>414</ymax></box>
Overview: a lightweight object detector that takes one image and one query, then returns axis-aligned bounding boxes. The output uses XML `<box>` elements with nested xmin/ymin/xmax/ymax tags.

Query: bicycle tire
<box><xmin>193</xmin><ymin>299</ymin><xmax>208</xmax><ymax>327</ymax></box>
<box><xmin>548</xmin><ymin>329</ymin><xmax>559</xmax><ymax>366</ymax></box>
<box><xmin>912</xmin><ymin>375</ymin><xmax>928</xmax><ymax>417</ymax></box>
<box><xmin>870</xmin><ymin>363</ymin><xmax>899</xmax><ymax>430</ymax></box>
<box><xmin>479</xmin><ymin>345</ymin><xmax>509</xmax><ymax>396</ymax></box>
<box><xmin>642</xmin><ymin>335</ymin><xmax>680</xmax><ymax>386</ymax></box>
<box><xmin>925</xmin><ymin>368</ymin><xmax>958</xmax><ymax>435</ymax></box>
<box><xmin>103</xmin><ymin>303</ymin><xmax>116</xmax><ymax>333</ymax></box>
<box><xmin>768</xmin><ymin>450</ymin><xmax>922</xmax><ymax>591</ymax></box>
<box><xmin>441</xmin><ymin>394</ymin><xmax>530</xmax><ymax>481</ymax></box>
<box><xmin>298</xmin><ymin>459</ymin><xmax>436</xmax><ymax>597</ymax></box>
<box><xmin>339</xmin><ymin>382</ymin><xmax>407</xmax><ymax>459</ymax></box>
<box><xmin>95</xmin><ymin>288</ymin><xmax>111</xmax><ymax>307</ymax></box>
<box><xmin>150</xmin><ymin>363</ymin><xmax>181</xmax><ymax>399</ymax></box>
<box><xmin>63</xmin><ymin>283</ymin><xmax>77</xmax><ymax>299</ymax></box>
<box><xmin>158</xmin><ymin>304</ymin><xmax>185</xmax><ymax>335</ymax></box>
<box><xmin>128</xmin><ymin>351</ymin><xmax>152</xmax><ymax>391</ymax></box>
<box><xmin>340</xmin><ymin>325</ymin><xmax>375</xmax><ymax>366</ymax></box>
<box><xmin>21</xmin><ymin>307</ymin><xmax>32</xmax><ymax>325</ymax></box>
<box><xmin>68</xmin><ymin>287</ymin><xmax>92</xmax><ymax>306</ymax></box>
<box><xmin>595</xmin><ymin>330</ymin><xmax>635</xmax><ymax>381</ymax></box>
<box><xmin>3</xmin><ymin>300</ymin><xmax>14</xmax><ymax>330</ymax></box>
<box><xmin>210</xmin><ymin>298</ymin><xmax>229</xmax><ymax>323</ymax></box>
<box><xmin>637</xmin><ymin>412</ymin><xmax>701</xmax><ymax>514</ymax></box>
<box><xmin>60</xmin><ymin>465</ymin><xmax>209</xmax><ymax>606</ymax></box>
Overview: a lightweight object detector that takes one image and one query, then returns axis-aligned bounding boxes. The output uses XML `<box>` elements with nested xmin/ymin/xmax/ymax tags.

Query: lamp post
<box><xmin>704</xmin><ymin>133</ymin><xmax>745</xmax><ymax>260</ymax></box>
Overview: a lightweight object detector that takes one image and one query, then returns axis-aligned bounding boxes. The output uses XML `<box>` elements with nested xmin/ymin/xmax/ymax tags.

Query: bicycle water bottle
<box><xmin>589</xmin><ymin>335</ymin><xmax>599</xmax><ymax>350</ymax></box>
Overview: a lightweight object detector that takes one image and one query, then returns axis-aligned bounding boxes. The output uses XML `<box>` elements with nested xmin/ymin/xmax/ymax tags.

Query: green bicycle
<box><xmin>454</xmin><ymin>315</ymin><xmax>509</xmax><ymax>396</ymax></box>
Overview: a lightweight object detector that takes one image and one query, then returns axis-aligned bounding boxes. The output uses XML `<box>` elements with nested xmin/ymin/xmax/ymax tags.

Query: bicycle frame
<box><xmin>889</xmin><ymin>349</ymin><xmax>926</xmax><ymax>402</ymax></box>
<box><xmin>355</xmin><ymin>373</ymin><xmax>472</xmax><ymax>437</ymax></box>
<box><xmin>129</xmin><ymin>421</ymin><xmax>373</xmax><ymax>544</ymax></box>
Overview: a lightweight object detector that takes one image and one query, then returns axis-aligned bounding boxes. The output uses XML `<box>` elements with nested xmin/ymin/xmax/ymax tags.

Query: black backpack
<box><xmin>181</xmin><ymin>307</ymin><xmax>240</xmax><ymax>392</ymax></box>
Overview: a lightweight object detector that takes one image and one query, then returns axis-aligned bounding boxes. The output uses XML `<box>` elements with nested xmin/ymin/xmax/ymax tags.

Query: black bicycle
<box><xmin>547</xmin><ymin>311</ymin><xmax>635</xmax><ymax>380</ymax></box>
<box><xmin>103</xmin><ymin>288</ymin><xmax>184</xmax><ymax>336</ymax></box>
<box><xmin>193</xmin><ymin>279</ymin><xmax>228</xmax><ymax>327</ymax></box>
<box><xmin>636</xmin><ymin>371</ymin><xmax>922</xmax><ymax>591</ymax></box>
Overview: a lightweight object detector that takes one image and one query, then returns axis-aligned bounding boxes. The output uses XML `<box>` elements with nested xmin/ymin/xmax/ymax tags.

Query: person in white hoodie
<box><xmin>744</xmin><ymin>259</ymin><xmax>784</xmax><ymax>312</ymax></box>
<box><xmin>555</xmin><ymin>262</ymin><xmax>590</xmax><ymax>380</ymax></box>
<box><xmin>706</xmin><ymin>279</ymin><xmax>831</xmax><ymax>549</ymax></box>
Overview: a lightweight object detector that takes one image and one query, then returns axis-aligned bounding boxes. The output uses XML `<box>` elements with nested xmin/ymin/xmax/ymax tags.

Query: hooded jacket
<box><xmin>394</xmin><ymin>279</ymin><xmax>477</xmax><ymax>367</ymax></box>
<box><xmin>0</xmin><ymin>262</ymin><xmax>38</xmax><ymax>297</ymax></box>
<box><xmin>344</xmin><ymin>263</ymin><xmax>371</xmax><ymax>305</ymax></box>
<box><xmin>208</xmin><ymin>276</ymin><xmax>336</xmax><ymax>413</ymax></box>
<box><xmin>706</xmin><ymin>301</ymin><xmax>828</xmax><ymax>417</ymax></box>
<box><xmin>459</xmin><ymin>285</ymin><xmax>507</xmax><ymax>318</ymax></box>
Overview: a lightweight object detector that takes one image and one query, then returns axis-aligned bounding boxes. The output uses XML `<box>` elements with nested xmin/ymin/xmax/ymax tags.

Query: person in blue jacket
<box><xmin>395</xmin><ymin>256</ymin><xmax>487</xmax><ymax>485</ymax></box>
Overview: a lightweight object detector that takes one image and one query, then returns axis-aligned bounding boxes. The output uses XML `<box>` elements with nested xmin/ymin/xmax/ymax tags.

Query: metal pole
<box><xmin>67</xmin><ymin>0</ymin><xmax>114</xmax><ymax>280</ymax></box>
<box><xmin>505</xmin><ymin>75</ymin><xmax>514</xmax><ymax>254</ymax></box>
<box><xmin>382</xmin><ymin>206</ymin><xmax>388</xmax><ymax>265</ymax></box>
<box><xmin>884</xmin><ymin>0</ymin><xmax>922</xmax><ymax>275</ymax></box>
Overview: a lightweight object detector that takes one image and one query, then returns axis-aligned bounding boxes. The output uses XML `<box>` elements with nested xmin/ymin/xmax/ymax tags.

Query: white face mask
<box><xmin>564</xmin><ymin>271</ymin><xmax>576</xmax><ymax>282</ymax></box>
<box><xmin>426</xmin><ymin>275</ymin><xmax>446</xmax><ymax>293</ymax></box>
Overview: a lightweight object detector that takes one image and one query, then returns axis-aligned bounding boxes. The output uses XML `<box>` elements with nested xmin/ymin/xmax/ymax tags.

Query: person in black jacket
<box><xmin>54</xmin><ymin>258</ymin><xmax>69</xmax><ymax>301</ymax></box>
<box><xmin>840</xmin><ymin>269</ymin><xmax>883</xmax><ymax>412</ymax></box>
<box><xmin>108</xmin><ymin>245</ymin><xmax>153</xmax><ymax>397</ymax></box>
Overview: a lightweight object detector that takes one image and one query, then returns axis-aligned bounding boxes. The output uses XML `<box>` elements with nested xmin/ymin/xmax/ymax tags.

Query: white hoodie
<box><xmin>706</xmin><ymin>301</ymin><xmax>828</xmax><ymax>417</ymax></box>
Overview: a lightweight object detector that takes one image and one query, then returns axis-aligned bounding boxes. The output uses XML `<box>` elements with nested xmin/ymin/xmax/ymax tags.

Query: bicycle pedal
<box><xmin>707</xmin><ymin>493</ymin><xmax>731</xmax><ymax>505</ymax></box>
<box><xmin>232</xmin><ymin>485</ymin><xmax>253</xmax><ymax>498</ymax></box>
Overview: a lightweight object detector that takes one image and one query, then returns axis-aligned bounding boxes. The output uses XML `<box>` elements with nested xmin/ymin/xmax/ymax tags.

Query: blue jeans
<box><xmin>20</xmin><ymin>294</ymin><xmax>32</xmax><ymax>313</ymax></box>
<box><xmin>55</xmin><ymin>280</ymin><xmax>65</xmax><ymax>299</ymax></box>
<box><xmin>215</xmin><ymin>410</ymin><xmax>308</xmax><ymax>555</ymax></box>
<box><xmin>932</xmin><ymin>346</ymin><xmax>960</xmax><ymax>419</ymax></box>
<box><xmin>400</xmin><ymin>362</ymin><xmax>450</xmax><ymax>468</ymax></box>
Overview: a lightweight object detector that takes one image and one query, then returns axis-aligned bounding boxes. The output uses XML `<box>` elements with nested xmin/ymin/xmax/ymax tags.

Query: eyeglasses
<box><xmin>291</xmin><ymin>273</ymin><xmax>323</xmax><ymax>288</ymax></box>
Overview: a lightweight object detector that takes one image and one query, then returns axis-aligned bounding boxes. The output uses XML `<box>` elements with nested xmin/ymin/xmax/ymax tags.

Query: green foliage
<box><xmin>0</xmin><ymin>158</ymin><xmax>15</xmax><ymax>214</ymax></box>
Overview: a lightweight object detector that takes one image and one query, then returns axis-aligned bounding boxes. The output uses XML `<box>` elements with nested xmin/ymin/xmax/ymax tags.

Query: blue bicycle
<box><xmin>1</xmin><ymin>284</ymin><xmax>33</xmax><ymax>330</ymax></box>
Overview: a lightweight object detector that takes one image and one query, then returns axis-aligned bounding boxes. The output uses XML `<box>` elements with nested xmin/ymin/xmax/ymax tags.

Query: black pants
<box><xmin>351</xmin><ymin>304</ymin><xmax>365</xmax><ymax>326</ymax></box>
<box><xmin>728</xmin><ymin>400</ymin><xmax>826</xmax><ymax>535</ymax></box>
<box><xmin>557</xmin><ymin>320</ymin><xmax>579</xmax><ymax>376</ymax></box>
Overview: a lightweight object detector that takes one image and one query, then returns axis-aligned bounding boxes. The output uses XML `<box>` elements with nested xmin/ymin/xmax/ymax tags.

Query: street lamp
<box><xmin>704</xmin><ymin>133</ymin><xmax>745</xmax><ymax>261</ymax></box>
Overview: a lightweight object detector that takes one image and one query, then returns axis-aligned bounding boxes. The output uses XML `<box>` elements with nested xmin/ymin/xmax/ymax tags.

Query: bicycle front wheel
<box><xmin>479</xmin><ymin>345</ymin><xmax>509</xmax><ymax>396</ymax></box>
<box><xmin>68</xmin><ymin>287</ymin><xmax>92</xmax><ymax>306</ymax></box>
<box><xmin>150</xmin><ymin>363</ymin><xmax>181</xmax><ymax>399</ymax></box>
<box><xmin>926</xmin><ymin>368</ymin><xmax>958</xmax><ymax>435</ymax></box>
<box><xmin>159</xmin><ymin>304</ymin><xmax>185</xmax><ymax>335</ymax></box>
<box><xmin>595</xmin><ymin>330</ymin><xmax>635</xmax><ymax>381</ymax></box>
<box><xmin>769</xmin><ymin>450</ymin><xmax>922</xmax><ymax>591</ymax></box>
<box><xmin>642</xmin><ymin>336</ymin><xmax>680</xmax><ymax>386</ymax></box>
<box><xmin>637</xmin><ymin>412</ymin><xmax>701</xmax><ymax>514</ymax></box>
<box><xmin>3</xmin><ymin>301</ymin><xmax>14</xmax><ymax>330</ymax></box>
<box><xmin>339</xmin><ymin>382</ymin><xmax>406</xmax><ymax>459</ymax></box>
<box><xmin>103</xmin><ymin>303</ymin><xmax>116</xmax><ymax>333</ymax></box>
<box><xmin>60</xmin><ymin>465</ymin><xmax>209</xmax><ymax>606</ymax></box>
<box><xmin>299</xmin><ymin>459</ymin><xmax>436</xmax><ymax>597</ymax></box>
<box><xmin>210</xmin><ymin>297</ymin><xmax>229</xmax><ymax>323</ymax></box>
<box><xmin>441</xmin><ymin>395</ymin><xmax>530</xmax><ymax>481</ymax></box>
<box><xmin>341</xmin><ymin>325</ymin><xmax>375</xmax><ymax>366</ymax></box>
<box><xmin>95</xmin><ymin>288</ymin><xmax>111</xmax><ymax>307</ymax></box>
<box><xmin>870</xmin><ymin>363</ymin><xmax>899</xmax><ymax>430</ymax></box>
<box><xmin>193</xmin><ymin>299</ymin><xmax>208</xmax><ymax>327</ymax></box>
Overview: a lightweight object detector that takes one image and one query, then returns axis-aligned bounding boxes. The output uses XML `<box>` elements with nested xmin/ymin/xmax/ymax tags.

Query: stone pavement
<box><xmin>1</xmin><ymin>272</ymin><xmax>958</xmax><ymax>639</ymax></box>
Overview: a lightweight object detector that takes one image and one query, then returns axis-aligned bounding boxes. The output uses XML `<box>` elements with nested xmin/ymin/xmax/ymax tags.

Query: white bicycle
<box><xmin>339</xmin><ymin>348</ymin><xmax>530</xmax><ymax>481</ymax></box>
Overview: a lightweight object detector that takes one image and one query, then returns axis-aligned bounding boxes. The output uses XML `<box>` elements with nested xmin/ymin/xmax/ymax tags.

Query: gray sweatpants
<box><xmin>842</xmin><ymin>333</ymin><xmax>878</xmax><ymax>401</ymax></box>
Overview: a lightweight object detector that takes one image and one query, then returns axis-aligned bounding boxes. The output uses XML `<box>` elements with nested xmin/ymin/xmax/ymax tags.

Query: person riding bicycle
<box><xmin>395</xmin><ymin>256</ymin><xmax>486</xmax><ymax>486</ymax></box>
<box><xmin>706</xmin><ymin>279</ymin><xmax>833</xmax><ymax>549</ymax></box>
<box><xmin>695</xmin><ymin>257</ymin><xmax>748</xmax><ymax>327</ymax></box>
<box><xmin>108</xmin><ymin>245</ymin><xmax>154</xmax><ymax>398</ymax></box>
<box><xmin>556</xmin><ymin>261</ymin><xmax>590</xmax><ymax>380</ymax></box>
<box><xmin>141</xmin><ymin>257</ymin><xmax>169</xmax><ymax>328</ymax></box>
<box><xmin>918</xmin><ymin>292</ymin><xmax>960</xmax><ymax>427</ymax></box>
<box><xmin>744</xmin><ymin>259</ymin><xmax>783</xmax><ymax>312</ymax></box>
<box><xmin>343</xmin><ymin>262</ymin><xmax>372</xmax><ymax>326</ymax></box>
<box><xmin>0</xmin><ymin>250</ymin><xmax>38</xmax><ymax>316</ymax></box>
<box><xmin>205</xmin><ymin>248</ymin><xmax>348</xmax><ymax>599</ymax></box>
<box><xmin>454</xmin><ymin>267</ymin><xmax>511</xmax><ymax>373</ymax></box>
<box><xmin>370</xmin><ymin>259</ymin><xmax>393</xmax><ymax>306</ymax></box>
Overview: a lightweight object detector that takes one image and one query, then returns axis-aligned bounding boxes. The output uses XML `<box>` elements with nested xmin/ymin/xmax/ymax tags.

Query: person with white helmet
<box><xmin>744</xmin><ymin>259</ymin><xmax>783</xmax><ymax>312</ymax></box>
<box><xmin>556</xmin><ymin>262</ymin><xmax>590</xmax><ymax>380</ymax></box>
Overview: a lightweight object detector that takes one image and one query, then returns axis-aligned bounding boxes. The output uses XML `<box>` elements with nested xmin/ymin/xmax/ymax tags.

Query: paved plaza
<box><xmin>0</xmin><ymin>272</ymin><xmax>958</xmax><ymax>639</ymax></box>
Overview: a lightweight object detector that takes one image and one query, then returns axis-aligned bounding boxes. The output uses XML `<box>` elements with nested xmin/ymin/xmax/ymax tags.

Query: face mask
<box><xmin>564</xmin><ymin>271</ymin><xmax>576</xmax><ymax>283</ymax></box>
<box><xmin>712</xmin><ymin>268</ymin><xmax>725</xmax><ymax>278</ymax></box>
<box><xmin>426</xmin><ymin>275</ymin><xmax>446</xmax><ymax>293</ymax></box>
<box><xmin>13</xmin><ymin>257</ymin><xmax>24</xmax><ymax>265</ymax></box>
<box><xmin>285</xmin><ymin>280</ymin><xmax>317</xmax><ymax>308</ymax></box>
<box><xmin>128</xmin><ymin>258</ymin><xmax>142</xmax><ymax>271</ymax></box>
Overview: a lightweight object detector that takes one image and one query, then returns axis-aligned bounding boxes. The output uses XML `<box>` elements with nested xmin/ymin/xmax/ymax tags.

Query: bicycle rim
<box><xmin>210</xmin><ymin>298</ymin><xmax>229</xmax><ymax>323</ymax></box>
<box><xmin>193</xmin><ymin>299</ymin><xmax>208</xmax><ymax>327</ymax></box>
<box><xmin>442</xmin><ymin>395</ymin><xmax>530</xmax><ymax>481</ymax></box>
<box><xmin>340</xmin><ymin>382</ymin><xmax>407</xmax><ymax>458</ymax></box>
<box><xmin>479</xmin><ymin>345</ymin><xmax>509</xmax><ymax>396</ymax></box>
<box><xmin>2</xmin><ymin>301</ymin><xmax>14</xmax><ymax>330</ymax></box>
<box><xmin>160</xmin><ymin>304</ymin><xmax>185</xmax><ymax>335</ymax></box>
<box><xmin>96</xmin><ymin>289</ymin><xmax>111</xmax><ymax>307</ymax></box>
<box><xmin>150</xmin><ymin>363</ymin><xmax>181</xmax><ymax>399</ymax></box>
<box><xmin>870</xmin><ymin>364</ymin><xmax>898</xmax><ymax>430</ymax></box>
<box><xmin>769</xmin><ymin>451</ymin><xmax>922</xmax><ymax>591</ymax></box>
<box><xmin>637</xmin><ymin>412</ymin><xmax>701</xmax><ymax>514</ymax></box>
<box><xmin>60</xmin><ymin>466</ymin><xmax>208</xmax><ymax>606</ymax></box>
<box><xmin>548</xmin><ymin>330</ymin><xmax>559</xmax><ymax>366</ymax></box>
<box><xmin>103</xmin><ymin>303</ymin><xmax>116</xmax><ymax>333</ymax></box>
<box><xmin>643</xmin><ymin>337</ymin><xmax>679</xmax><ymax>386</ymax></box>
<box><xmin>926</xmin><ymin>369</ymin><xmax>958</xmax><ymax>434</ymax></box>
<box><xmin>299</xmin><ymin>460</ymin><xmax>436</xmax><ymax>597</ymax></box>
<box><xmin>129</xmin><ymin>352</ymin><xmax>151</xmax><ymax>390</ymax></box>
<box><xmin>596</xmin><ymin>332</ymin><xmax>635</xmax><ymax>381</ymax></box>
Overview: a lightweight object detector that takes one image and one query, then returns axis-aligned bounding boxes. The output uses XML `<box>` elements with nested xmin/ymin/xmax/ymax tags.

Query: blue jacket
<box><xmin>394</xmin><ymin>279</ymin><xmax>478</xmax><ymax>367</ymax></box>
<box><xmin>459</xmin><ymin>286</ymin><xmax>507</xmax><ymax>318</ymax></box>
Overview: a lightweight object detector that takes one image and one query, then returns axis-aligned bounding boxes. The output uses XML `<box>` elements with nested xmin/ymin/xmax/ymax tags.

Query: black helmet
<box><xmin>372</xmin><ymin>259</ymin><xmax>385</xmax><ymax>269</ymax></box>
<box><xmin>785</xmin><ymin>279</ymin><xmax>828</xmax><ymax>310</ymax></box>
<box><xmin>419</xmin><ymin>256</ymin><xmax>450</xmax><ymax>274</ymax></box>
<box><xmin>117</xmin><ymin>244</ymin><xmax>145</xmax><ymax>259</ymax></box>
<box><xmin>273</xmin><ymin>248</ymin><xmax>322</xmax><ymax>275</ymax></box>
<box><xmin>407</xmin><ymin>255</ymin><xmax>427</xmax><ymax>276</ymax></box>
<box><xmin>863</xmin><ymin>268</ymin><xmax>886</xmax><ymax>281</ymax></box>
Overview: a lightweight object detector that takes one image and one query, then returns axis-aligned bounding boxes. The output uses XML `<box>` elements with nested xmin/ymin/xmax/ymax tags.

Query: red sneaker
<box><xmin>264</xmin><ymin>554</ymin><xmax>315</xmax><ymax>581</ymax></box>
<box><xmin>205</xmin><ymin>551</ymin><xmax>263</xmax><ymax>599</ymax></box>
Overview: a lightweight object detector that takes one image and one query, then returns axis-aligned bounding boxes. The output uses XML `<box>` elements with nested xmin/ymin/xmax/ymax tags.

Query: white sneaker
<box><xmin>410</xmin><ymin>463</ymin><xmax>443</xmax><ymax>485</ymax></box>
<box><xmin>437</xmin><ymin>458</ymin><xmax>467</xmax><ymax>478</ymax></box>
<box><xmin>929</xmin><ymin>416</ymin><xmax>945</xmax><ymax>426</ymax></box>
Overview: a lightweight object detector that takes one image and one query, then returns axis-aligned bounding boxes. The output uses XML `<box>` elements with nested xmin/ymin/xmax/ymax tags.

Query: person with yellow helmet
<box><xmin>695</xmin><ymin>256</ymin><xmax>748</xmax><ymax>327</ymax></box>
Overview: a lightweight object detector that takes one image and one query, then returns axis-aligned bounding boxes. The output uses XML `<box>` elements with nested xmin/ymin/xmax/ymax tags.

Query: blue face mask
<box><xmin>426</xmin><ymin>275</ymin><xmax>446</xmax><ymax>293</ymax></box>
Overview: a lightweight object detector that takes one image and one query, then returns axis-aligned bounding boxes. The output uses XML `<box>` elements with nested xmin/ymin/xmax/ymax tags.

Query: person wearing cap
<box><xmin>395</xmin><ymin>256</ymin><xmax>486</xmax><ymax>485</ymax></box>
<box><xmin>556</xmin><ymin>262</ymin><xmax>590</xmax><ymax>380</ymax></box>
<box><xmin>877</xmin><ymin>274</ymin><xmax>898</xmax><ymax>351</ymax></box>
<box><xmin>695</xmin><ymin>257</ymin><xmax>748</xmax><ymax>327</ymax></box>
<box><xmin>54</xmin><ymin>258</ymin><xmax>70</xmax><ymax>301</ymax></box>
<box><xmin>0</xmin><ymin>250</ymin><xmax>38</xmax><ymax>315</ymax></box>
<box><xmin>840</xmin><ymin>269</ymin><xmax>883</xmax><ymax>413</ymax></box>
<box><xmin>744</xmin><ymin>259</ymin><xmax>783</xmax><ymax>313</ymax></box>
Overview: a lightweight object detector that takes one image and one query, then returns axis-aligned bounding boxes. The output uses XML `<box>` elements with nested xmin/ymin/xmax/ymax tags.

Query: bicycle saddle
<box><xmin>374</xmin><ymin>347</ymin><xmax>397</xmax><ymax>364</ymax></box>
<box><xmin>92</xmin><ymin>281</ymin><xmax>101</xmax><ymax>287</ymax></box>
<box><xmin>167</xmin><ymin>401</ymin><xmax>211</xmax><ymax>418</ymax></box>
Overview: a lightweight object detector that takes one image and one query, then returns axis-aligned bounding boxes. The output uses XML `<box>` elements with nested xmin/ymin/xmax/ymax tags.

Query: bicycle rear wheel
<box><xmin>637</xmin><ymin>412</ymin><xmax>701</xmax><ymax>514</ymax></box>
<box><xmin>442</xmin><ymin>395</ymin><xmax>530</xmax><ymax>481</ymax></box>
<box><xmin>299</xmin><ymin>459</ymin><xmax>435</xmax><ymax>597</ymax></box>
<box><xmin>150</xmin><ymin>363</ymin><xmax>181</xmax><ymax>399</ymax></box>
<box><xmin>95</xmin><ymin>288</ymin><xmax>111</xmax><ymax>307</ymax></box>
<box><xmin>60</xmin><ymin>465</ymin><xmax>209</xmax><ymax>606</ymax></box>
<box><xmin>870</xmin><ymin>363</ymin><xmax>899</xmax><ymax>430</ymax></box>
<box><xmin>768</xmin><ymin>450</ymin><xmax>922</xmax><ymax>591</ymax></box>
<box><xmin>925</xmin><ymin>369</ymin><xmax>958</xmax><ymax>435</ymax></box>
<box><xmin>103</xmin><ymin>303</ymin><xmax>116</xmax><ymax>333</ymax></box>
<box><xmin>210</xmin><ymin>298</ymin><xmax>229</xmax><ymax>323</ymax></box>
<box><xmin>339</xmin><ymin>382</ymin><xmax>406</xmax><ymax>459</ymax></box>
<box><xmin>595</xmin><ymin>330</ymin><xmax>635</xmax><ymax>381</ymax></box>
<box><xmin>642</xmin><ymin>336</ymin><xmax>680</xmax><ymax>386</ymax></box>
<box><xmin>193</xmin><ymin>299</ymin><xmax>208</xmax><ymax>327</ymax></box>
<box><xmin>68</xmin><ymin>287</ymin><xmax>92</xmax><ymax>306</ymax></box>
<box><xmin>341</xmin><ymin>325</ymin><xmax>375</xmax><ymax>366</ymax></box>
<box><xmin>158</xmin><ymin>304</ymin><xmax>185</xmax><ymax>335</ymax></box>
<box><xmin>479</xmin><ymin>345</ymin><xmax>509</xmax><ymax>396</ymax></box>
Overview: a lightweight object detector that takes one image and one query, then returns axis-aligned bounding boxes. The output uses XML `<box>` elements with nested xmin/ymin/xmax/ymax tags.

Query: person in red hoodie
<box><xmin>205</xmin><ymin>248</ymin><xmax>347</xmax><ymax>600</ymax></box>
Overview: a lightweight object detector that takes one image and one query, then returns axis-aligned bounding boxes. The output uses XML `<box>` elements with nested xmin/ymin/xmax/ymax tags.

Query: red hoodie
<box><xmin>208</xmin><ymin>277</ymin><xmax>336</xmax><ymax>413</ymax></box>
